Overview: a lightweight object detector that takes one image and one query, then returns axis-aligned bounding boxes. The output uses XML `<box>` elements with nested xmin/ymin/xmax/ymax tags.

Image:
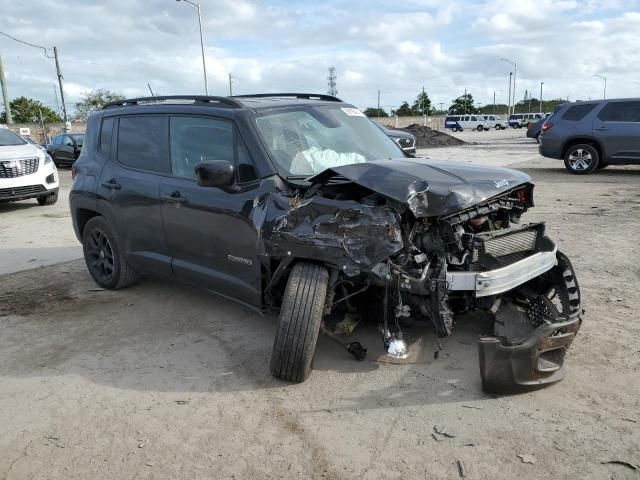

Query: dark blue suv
<box><xmin>539</xmin><ymin>98</ymin><xmax>640</xmax><ymax>174</ymax></box>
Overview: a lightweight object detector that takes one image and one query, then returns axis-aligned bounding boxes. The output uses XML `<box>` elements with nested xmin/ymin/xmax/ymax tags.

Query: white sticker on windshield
<box><xmin>341</xmin><ymin>107</ymin><xmax>366</xmax><ymax>117</ymax></box>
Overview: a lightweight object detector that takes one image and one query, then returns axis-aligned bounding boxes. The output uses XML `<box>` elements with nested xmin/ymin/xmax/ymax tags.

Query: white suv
<box><xmin>0</xmin><ymin>126</ymin><xmax>59</xmax><ymax>205</ymax></box>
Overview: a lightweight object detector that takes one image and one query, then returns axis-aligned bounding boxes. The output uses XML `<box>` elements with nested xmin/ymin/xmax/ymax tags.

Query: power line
<box><xmin>0</xmin><ymin>30</ymin><xmax>53</xmax><ymax>58</ymax></box>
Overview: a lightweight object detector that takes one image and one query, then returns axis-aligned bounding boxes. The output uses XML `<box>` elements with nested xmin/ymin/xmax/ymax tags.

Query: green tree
<box><xmin>394</xmin><ymin>101</ymin><xmax>415</xmax><ymax>116</ymax></box>
<box><xmin>412</xmin><ymin>90</ymin><xmax>432</xmax><ymax>116</ymax></box>
<box><xmin>363</xmin><ymin>107</ymin><xmax>388</xmax><ymax>117</ymax></box>
<box><xmin>479</xmin><ymin>103</ymin><xmax>509</xmax><ymax>115</ymax></box>
<box><xmin>448</xmin><ymin>93</ymin><xmax>478</xmax><ymax>115</ymax></box>
<box><xmin>74</xmin><ymin>89</ymin><xmax>125</xmax><ymax>121</ymax></box>
<box><xmin>1</xmin><ymin>97</ymin><xmax>62</xmax><ymax>123</ymax></box>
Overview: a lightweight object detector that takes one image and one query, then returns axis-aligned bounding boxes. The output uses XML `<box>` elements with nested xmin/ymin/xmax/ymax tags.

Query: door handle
<box><xmin>595</xmin><ymin>127</ymin><xmax>609</xmax><ymax>131</ymax></box>
<box><xmin>161</xmin><ymin>191</ymin><xmax>187</xmax><ymax>204</ymax></box>
<box><xmin>101</xmin><ymin>178</ymin><xmax>121</xmax><ymax>189</ymax></box>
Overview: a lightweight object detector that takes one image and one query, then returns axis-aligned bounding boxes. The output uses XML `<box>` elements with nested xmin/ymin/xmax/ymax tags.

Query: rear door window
<box><xmin>597</xmin><ymin>101</ymin><xmax>640</xmax><ymax>122</ymax></box>
<box><xmin>562</xmin><ymin>103</ymin><xmax>598</xmax><ymax>121</ymax></box>
<box><xmin>117</xmin><ymin>116</ymin><xmax>169</xmax><ymax>173</ymax></box>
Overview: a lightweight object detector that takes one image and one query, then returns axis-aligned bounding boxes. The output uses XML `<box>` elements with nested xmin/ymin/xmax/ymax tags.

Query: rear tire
<box><xmin>535</xmin><ymin>133</ymin><xmax>541</xmax><ymax>143</ymax></box>
<box><xmin>495</xmin><ymin>125</ymin><xmax>501</xmax><ymax>130</ymax></box>
<box><xmin>270</xmin><ymin>262</ymin><xmax>329</xmax><ymax>383</ymax></box>
<box><xmin>477</xmin><ymin>125</ymin><xmax>483</xmax><ymax>132</ymax></box>
<box><xmin>82</xmin><ymin>216</ymin><xmax>138</xmax><ymax>289</ymax></box>
<box><xmin>563</xmin><ymin>143</ymin><xmax>599</xmax><ymax>174</ymax></box>
<box><xmin>37</xmin><ymin>191</ymin><xmax>58</xmax><ymax>205</ymax></box>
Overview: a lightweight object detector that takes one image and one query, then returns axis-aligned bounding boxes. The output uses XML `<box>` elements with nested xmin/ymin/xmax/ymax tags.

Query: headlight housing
<box><xmin>44</xmin><ymin>153</ymin><xmax>53</xmax><ymax>165</ymax></box>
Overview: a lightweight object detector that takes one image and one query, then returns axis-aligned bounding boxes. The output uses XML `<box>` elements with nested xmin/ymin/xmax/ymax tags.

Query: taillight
<box><xmin>541</xmin><ymin>122</ymin><xmax>553</xmax><ymax>132</ymax></box>
<box><xmin>71</xmin><ymin>164</ymin><xmax>77</xmax><ymax>179</ymax></box>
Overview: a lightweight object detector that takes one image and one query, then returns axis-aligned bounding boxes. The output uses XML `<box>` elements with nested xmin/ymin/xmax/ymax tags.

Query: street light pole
<box><xmin>177</xmin><ymin>0</ymin><xmax>209</xmax><ymax>95</ymax></box>
<box><xmin>507</xmin><ymin>72</ymin><xmax>512</xmax><ymax>116</ymax></box>
<box><xmin>594</xmin><ymin>74</ymin><xmax>606</xmax><ymax>100</ymax></box>
<box><xmin>539</xmin><ymin>81</ymin><xmax>544</xmax><ymax>113</ymax></box>
<box><xmin>500</xmin><ymin>58</ymin><xmax>517</xmax><ymax>115</ymax></box>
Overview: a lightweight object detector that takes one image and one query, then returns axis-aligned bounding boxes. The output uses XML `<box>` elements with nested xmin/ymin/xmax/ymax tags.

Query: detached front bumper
<box><xmin>477</xmin><ymin>251</ymin><xmax>583</xmax><ymax>393</ymax></box>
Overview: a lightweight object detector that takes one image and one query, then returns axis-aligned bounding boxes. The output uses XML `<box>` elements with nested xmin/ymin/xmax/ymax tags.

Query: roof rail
<box><xmin>102</xmin><ymin>95</ymin><xmax>243</xmax><ymax>110</ymax></box>
<box><xmin>231</xmin><ymin>93</ymin><xmax>343</xmax><ymax>103</ymax></box>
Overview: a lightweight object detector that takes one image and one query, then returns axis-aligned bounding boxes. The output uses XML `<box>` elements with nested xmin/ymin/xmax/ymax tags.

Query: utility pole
<box><xmin>53</xmin><ymin>46</ymin><xmax>68</xmax><ymax>130</ymax></box>
<box><xmin>228</xmin><ymin>73</ymin><xmax>233</xmax><ymax>96</ymax></box>
<box><xmin>377</xmin><ymin>89</ymin><xmax>380</xmax><ymax>117</ymax></box>
<box><xmin>0</xmin><ymin>52</ymin><xmax>13</xmax><ymax>124</ymax></box>
<box><xmin>422</xmin><ymin>86</ymin><xmax>427</xmax><ymax>126</ymax></box>
<box><xmin>464</xmin><ymin>88</ymin><xmax>467</xmax><ymax>115</ymax></box>
<box><xmin>539</xmin><ymin>81</ymin><xmax>544</xmax><ymax>113</ymax></box>
<box><xmin>493</xmin><ymin>90</ymin><xmax>496</xmax><ymax>114</ymax></box>
<box><xmin>53</xmin><ymin>85</ymin><xmax>60</xmax><ymax>115</ymax></box>
<box><xmin>327</xmin><ymin>67</ymin><xmax>337</xmax><ymax>96</ymax></box>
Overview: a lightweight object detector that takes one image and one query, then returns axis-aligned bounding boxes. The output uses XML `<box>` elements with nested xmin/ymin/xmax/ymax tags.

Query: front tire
<box><xmin>477</xmin><ymin>125</ymin><xmax>483</xmax><ymax>132</ymax></box>
<box><xmin>82</xmin><ymin>216</ymin><xmax>138</xmax><ymax>289</ymax></box>
<box><xmin>37</xmin><ymin>191</ymin><xmax>58</xmax><ymax>205</ymax></box>
<box><xmin>270</xmin><ymin>262</ymin><xmax>329</xmax><ymax>383</ymax></box>
<box><xmin>564</xmin><ymin>144</ymin><xmax>599</xmax><ymax>174</ymax></box>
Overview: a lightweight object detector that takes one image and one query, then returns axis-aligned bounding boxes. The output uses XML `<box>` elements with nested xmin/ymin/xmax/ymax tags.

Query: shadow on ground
<box><xmin>0</xmin><ymin>260</ymin><xmax>495</xmax><ymax>406</ymax></box>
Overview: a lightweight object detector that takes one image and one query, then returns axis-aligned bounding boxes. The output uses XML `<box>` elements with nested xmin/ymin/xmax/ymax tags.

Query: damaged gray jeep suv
<box><xmin>69</xmin><ymin>94</ymin><xmax>582</xmax><ymax>393</ymax></box>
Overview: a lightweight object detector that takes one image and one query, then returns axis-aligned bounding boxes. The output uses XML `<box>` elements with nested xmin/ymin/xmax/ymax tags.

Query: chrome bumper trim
<box><xmin>447</xmin><ymin>246</ymin><xmax>558</xmax><ymax>297</ymax></box>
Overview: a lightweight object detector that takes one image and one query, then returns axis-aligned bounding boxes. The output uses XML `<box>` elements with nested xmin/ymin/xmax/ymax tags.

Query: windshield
<box><xmin>71</xmin><ymin>134</ymin><xmax>84</xmax><ymax>146</ymax></box>
<box><xmin>0</xmin><ymin>129</ymin><xmax>26</xmax><ymax>146</ymax></box>
<box><xmin>255</xmin><ymin>105</ymin><xmax>403</xmax><ymax>178</ymax></box>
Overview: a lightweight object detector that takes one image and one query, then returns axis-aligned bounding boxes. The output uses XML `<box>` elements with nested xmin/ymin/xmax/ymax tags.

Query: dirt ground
<box><xmin>1</xmin><ymin>132</ymin><xmax>639</xmax><ymax>479</ymax></box>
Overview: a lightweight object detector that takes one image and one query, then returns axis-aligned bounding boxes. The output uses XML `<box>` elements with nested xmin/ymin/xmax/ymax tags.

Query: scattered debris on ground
<box><xmin>517</xmin><ymin>454</ymin><xmax>536</xmax><ymax>465</ymax></box>
<box><xmin>601</xmin><ymin>460</ymin><xmax>639</xmax><ymax>471</ymax></box>
<box><xmin>457</xmin><ymin>460</ymin><xmax>467</xmax><ymax>478</ymax></box>
<box><xmin>400</xmin><ymin>124</ymin><xmax>467</xmax><ymax>148</ymax></box>
<box><xmin>433</xmin><ymin>425</ymin><xmax>456</xmax><ymax>441</ymax></box>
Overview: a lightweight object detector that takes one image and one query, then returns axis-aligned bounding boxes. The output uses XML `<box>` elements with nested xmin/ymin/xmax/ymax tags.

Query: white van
<box><xmin>482</xmin><ymin>115</ymin><xmax>508</xmax><ymax>130</ymax></box>
<box><xmin>0</xmin><ymin>127</ymin><xmax>59</xmax><ymax>205</ymax></box>
<box><xmin>444</xmin><ymin>114</ymin><xmax>490</xmax><ymax>132</ymax></box>
<box><xmin>508</xmin><ymin>113</ymin><xmax>544</xmax><ymax>128</ymax></box>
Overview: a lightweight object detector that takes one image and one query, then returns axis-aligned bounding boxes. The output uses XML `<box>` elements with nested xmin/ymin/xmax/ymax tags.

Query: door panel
<box><xmin>96</xmin><ymin>116</ymin><xmax>171</xmax><ymax>276</ymax></box>
<box><xmin>594</xmin><ymin>101</ymin><xmax>640</xmax><ymax>162</ymax></box>
<box><xmin>161</xmin><ymin>115</ymin><xmax>263</xmax><ymax>306</ymax></box>
<box><xmin>160</xmin><ymin>178</ymin><xmax>263</xmax><ymax>306</ymax></box>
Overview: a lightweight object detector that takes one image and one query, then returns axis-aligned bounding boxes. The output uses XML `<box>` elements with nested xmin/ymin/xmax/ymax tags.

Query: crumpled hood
<box><xmin>308</xmin><ymin>158</ymin><xmax>532</xmax><ymax>217</ymax></box>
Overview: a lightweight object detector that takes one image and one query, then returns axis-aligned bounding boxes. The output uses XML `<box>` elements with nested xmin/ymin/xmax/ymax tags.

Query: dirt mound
<box><xmin>402</xmin><ymin>124</ymin><xmax>467</xmax><ymax>148</ymax></box>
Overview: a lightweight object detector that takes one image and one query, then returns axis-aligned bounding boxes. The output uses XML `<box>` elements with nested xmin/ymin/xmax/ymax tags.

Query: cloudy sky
<box><xmin>1</xmin><ymin>0</ymin><xmax>639</xmax><ymax>115</ymax></box>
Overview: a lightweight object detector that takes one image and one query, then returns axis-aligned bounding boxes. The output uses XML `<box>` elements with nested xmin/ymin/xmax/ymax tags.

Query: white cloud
<box><xmin>0</xmin><ymin>0</ymin><xmax>638</xmax><ymax>115</ymax></box>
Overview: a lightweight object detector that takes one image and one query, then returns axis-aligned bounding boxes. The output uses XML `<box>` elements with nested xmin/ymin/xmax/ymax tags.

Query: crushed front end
<box><xmin>383</xmin><ymin>184</ymin><xmax>583</xmax><ymax>393</ymax></box>
<box><xmin>263</xmin><ymin>161</ymin><xmax>583</xmax><ymax>393</ymax></box>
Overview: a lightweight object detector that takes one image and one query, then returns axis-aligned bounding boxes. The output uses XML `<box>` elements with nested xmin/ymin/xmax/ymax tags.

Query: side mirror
<box><xmin>195</xmin><ymin>160</ymin><xmax>235</xmax><ymax>188</ymax></box>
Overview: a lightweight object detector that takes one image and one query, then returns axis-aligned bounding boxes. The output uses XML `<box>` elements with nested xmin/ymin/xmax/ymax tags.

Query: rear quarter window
<box><xmin>597</xmin><ymin>101</ymin><xmax>640</xmax><ymax>122</ymax></box>
<box><xmin>561</xmin><ymin>104</ymin><xmax>597</xmax><ymax>121</ymax></box>
<box><xmin>99</xmin><ymin>117</ymin><xmax>115</xmax><ymax>159</ymax></box>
